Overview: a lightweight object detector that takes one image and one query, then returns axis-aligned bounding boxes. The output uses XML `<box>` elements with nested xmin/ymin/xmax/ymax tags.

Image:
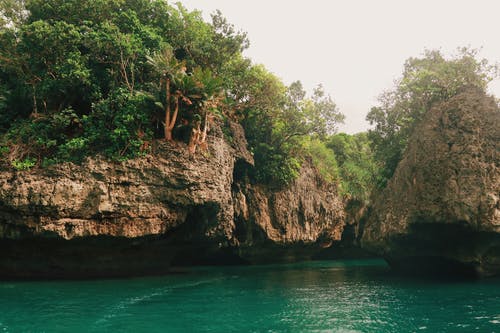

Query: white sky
<box><xmin>180</xmin><ymin>0</ymin><xmax>500</xmax><ymax>133</ymax></box>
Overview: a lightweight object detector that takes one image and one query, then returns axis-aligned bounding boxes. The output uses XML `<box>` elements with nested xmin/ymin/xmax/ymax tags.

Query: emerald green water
<box><xmin>1</xmin><ymin>259</ymin><xmax>500</xmax><ymax>332</ymax></box>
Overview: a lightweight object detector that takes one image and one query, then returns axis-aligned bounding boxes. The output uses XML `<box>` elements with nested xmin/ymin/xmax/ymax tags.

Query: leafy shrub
<box><xmin>327</xmin><ymin>133</ymin><xmax>380</xmax><ymax>201</ymax></box>
<box><xmin>302</xmin><ymin>137</ymin><xmax>339</xmax><ymax>183</ymax></box>
<box><xmin>251</xmin><ymin>142</ymin><xmax>301</xmax><ymax>187</ymax></box>
<box><xmin>11</xmin><ymin>157</ymin><xmax>36</xmax><ymax>170</ymax></box>
<box><xmin>82</xmin><ymin>89</ymin><xmax>154</xmax><ymax>160</ymax></box>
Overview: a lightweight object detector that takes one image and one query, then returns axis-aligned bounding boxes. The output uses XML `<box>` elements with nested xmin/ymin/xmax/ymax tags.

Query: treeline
<box><xmin>0</xmin><ymin>0</ymin><xmax>497</xmax><ymax>203</ymax></box>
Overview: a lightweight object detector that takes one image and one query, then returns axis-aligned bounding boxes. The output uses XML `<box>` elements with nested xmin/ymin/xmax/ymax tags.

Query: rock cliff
<box><xmin>362</xmin><ymin>87</ymin><xmax>500</xmax><ymax>277</ymax></box>
<box><xmin>233</xmin><ymin>162</ymin><xmax>344</xmax><ymax>263</ymax></box>
<box><xmin>0</xmin><ymin>121</ymin><xmax>345</xmax><ymax>278</ymax></box>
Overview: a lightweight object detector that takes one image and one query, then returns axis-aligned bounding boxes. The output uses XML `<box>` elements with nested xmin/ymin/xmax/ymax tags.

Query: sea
<box><xmin>1</xmin><ymin>259</ymin><xmax>499</xmax><ymax>332</ymax></box>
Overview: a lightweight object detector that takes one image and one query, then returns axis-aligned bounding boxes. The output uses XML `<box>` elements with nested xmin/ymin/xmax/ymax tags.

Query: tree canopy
<box><xmin>0</xmin><ymin>0</ymin><xmax>247</xmax><ymax>163</ymax></box>
<box><xmin>0</xmin><ymin>0</ymin><xmax>347</xmax><ymax>188</ymax></box>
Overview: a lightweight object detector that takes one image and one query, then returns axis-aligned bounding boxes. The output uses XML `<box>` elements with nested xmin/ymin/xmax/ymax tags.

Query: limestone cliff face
<box><xmin>362</xmin><ymin>87</ymin><xmax>500</xmax><ymax>276</ymax></box>
<box><xmin>0</xmin><ymin>140</ymin><xmax>235</xmax><ymax>242</ymax></box>
<box><xmin>0</xmin><ymin>121</ymin><xmax>345</xmax><ymax>278</ymax></box>
<box><xmin>233</xmin><ymin>162</ymin><xmax>345</xmax><ymax>262</ymax></box>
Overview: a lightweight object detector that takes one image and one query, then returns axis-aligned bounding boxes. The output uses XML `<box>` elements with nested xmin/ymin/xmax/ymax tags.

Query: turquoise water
<box><xmin>1</xmin><ymin>259</ymin><xmax>500</xmax><ymax>332</ymax></box>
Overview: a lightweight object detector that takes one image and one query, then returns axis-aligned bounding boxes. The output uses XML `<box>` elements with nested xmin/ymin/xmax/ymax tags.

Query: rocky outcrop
<box><xmin>362</xmin><ymin>87</ymin><xmax>500</xmax><ymax>277</ymax></box>
<box><xmin>0</xmin><ymin>121</ymin><xmax>346</xmax><ymax>278</ymax></box>
<box><xmin>233</xmin><ymin>161</ymin><xmax>345</xmax><ymax>263</ymax></box>
<box><xmin>0</xmin><ymin>124</ymin><xmax>238</xmax><ymax>278</ymax></box>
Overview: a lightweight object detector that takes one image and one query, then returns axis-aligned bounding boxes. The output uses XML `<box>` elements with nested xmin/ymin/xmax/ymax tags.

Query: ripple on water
<box><xmin>0</xmin><ymin>260</ymin><xmax>500</xmax><ymax>333</ymax></box>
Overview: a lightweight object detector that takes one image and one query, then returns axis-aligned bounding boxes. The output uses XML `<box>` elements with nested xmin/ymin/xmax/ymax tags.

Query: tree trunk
<box><xmin>31</xmin><ymin>84</ymin><xmax>38</xmax><ymax>118</ymax></box>
<box><xmin>164</xmin><ymin>78</ymin><xmax>172</xmax><ymax>141</ymax></box>
<box><xmin>188</xmin><ymin>124</ymin><xmax>200</xmax><ymax>155</ymax></box>
<box><xmin>198</xmin><ymin>113</ymin><xmax>210</xmax><ymax>151</ymax></box>
<box><xmin>169</xmin><ymin>95</ymin><xmax>180</xmax><ymax>131</ymax></box>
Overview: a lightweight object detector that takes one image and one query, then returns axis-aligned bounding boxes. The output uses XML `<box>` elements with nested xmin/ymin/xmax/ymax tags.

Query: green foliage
<box><xmin>233</xmin><ymin>65</ymin><xmax>344</xmax><ymax>186</ymax></box>
<box><xmin>366</xmin><ymin>48</ymin><xmax>498</xmax><ymax>187</ymax></box>
<box><xmin>0</xmin><ymin>0</ymin><xmax>248</xmax><ymax>168</ymax></box>
<box><xmin>0</xmin><ymin>84</ymin><xmax>9</xmax><ymax>130</ymax></box>
<box><xmin>327</xmin><ymin>133</ymin><xmax>380</xmax><ymax>201</ymax></box>
<box><xmin>230</xmin><ymin>63</ymin><xmax>292</xmax><ymax>185</ymax></box>
<box><xmin>302</xmin><ymin>137</ymin><xmax>339</xmax><ymax>183</ymax></box>
<box><xmin>80</xmin><ymin>89</ymin><xmax>154</xmax><ymax>160</ymax></box>
<box><xmin>302</xmin><ymin>84</ymin><xmax>345</xmax><ymax>138</ymax></box>
<box><xmin>251</xmin><ymin>142</ymin><xmax>301</xmax><ymax>187</ymax></box>
<box><xmin>11</xmin><ymin>157</ymin><xmax>36</xmax><ymax>170</ymax></box>
<box><xmin>0</xmin><ymin>0</ymin><xmax>346</xmax><ymax>191</ymax></box>
<box><xmin>146</xmin><ymin>46</ymin><xmax>185</xmax><ymax>84</ymax></box>
<box><xmin>278</xmin><ymin>81</ymin><xmax>344</xmax><ymax>143</ymax></box>
<box><xmin>2</xmin><ymin>107</ymin><xmax>81</xmax><ymax>165</ymax></box>
<box><xmin>209</xmin><ymin>10</ymin><xmax>249</xmax><ymax>71</ymax></box>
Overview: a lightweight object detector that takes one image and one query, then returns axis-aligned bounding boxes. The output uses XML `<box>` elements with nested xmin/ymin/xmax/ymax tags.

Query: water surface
<box><xmin>1</xmin><ymin>259</ymin><xmax>500</xmax><ymax>332</ymax></box>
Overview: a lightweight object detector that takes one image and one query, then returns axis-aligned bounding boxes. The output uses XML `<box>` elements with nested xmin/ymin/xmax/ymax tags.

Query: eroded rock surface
<box><xmin>362</xmin><ymin>87</ymin><xmax>500</xmax><ymax>277</ymax></box>
<box><xmin>233</xmin><ymin>162</ymin><xmax>345</xmax><ymax>263</ymax></box>
<box><xmin>0</xmin><ymin>121</ymin><xmax>346</xmax><ymax>278</ymax></box>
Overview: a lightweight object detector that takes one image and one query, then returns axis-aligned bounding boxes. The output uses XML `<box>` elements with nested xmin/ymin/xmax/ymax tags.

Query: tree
<box><xmin>208</xmin><ymin>10</ymin><xmax>249</xmax><ymax>73</ymax></box>
<box><xmin>186</xmin><ymin>67</ymin><xmax>223</xmax><ymax>154</ymax></box>
<box><xmin>275</xmin><ymin>81</ymin><xmax>344</xmax><ymax>148</ymax></box>
<box><xmin>234</xmin><ymin>72</ymin><xmax>344</xmax><ymax>186</ymax></box>
<box><xmin>366</xmin><ymin>48</ymin><xmax>498</xmax><ymax>186</ymax></box>
<box><xmin>147</xmin><ymin>47</ymin><xmax>187</xmax><ymax>141</ymax></box>
<box><xmin>305</xmin><ymin>84</ymin><xmax>344</xmax><ymax>138</ymax></box>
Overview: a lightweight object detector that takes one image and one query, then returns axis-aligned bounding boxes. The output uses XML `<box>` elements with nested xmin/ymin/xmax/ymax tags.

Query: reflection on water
<box><xmin>0</xmin><ymin>260</ymin><xmax>500</xmax><ymax>332</ymax></box>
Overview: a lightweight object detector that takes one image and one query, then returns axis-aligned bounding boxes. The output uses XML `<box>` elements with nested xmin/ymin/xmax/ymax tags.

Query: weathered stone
<box><xmin>362</xmin><ymin>87</ymin><xmax>500</xmax><ymax>277</ymax></box>
<box><xmin>0</xmin><ymin>121</ymin><xmax>345</xmax><ymax>278</ymax></box>
<box><xmin>233</xmin><ymin>160</ymin><xmax>345</xmax><ymax>262</ymax></box>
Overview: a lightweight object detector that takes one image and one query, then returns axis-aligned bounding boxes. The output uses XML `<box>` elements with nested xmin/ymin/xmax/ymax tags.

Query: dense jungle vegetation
<box><xmin>0</xmin><ymin>0</ymin><xmax>497</xmax><ymax>201</ymax></box>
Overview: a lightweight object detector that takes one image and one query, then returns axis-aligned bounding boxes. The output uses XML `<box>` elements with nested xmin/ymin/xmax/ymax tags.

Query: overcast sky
<box><xmin>180</xmin><ymin>0</ymin><xmax>500</xmax><ymax>133</ymax></box>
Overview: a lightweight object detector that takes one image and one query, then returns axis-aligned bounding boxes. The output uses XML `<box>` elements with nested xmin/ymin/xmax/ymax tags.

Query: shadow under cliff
<box><xmin>382</xmin><ymin>222</ymin><xmax>500</xmax><ymax>279</ymax></box>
